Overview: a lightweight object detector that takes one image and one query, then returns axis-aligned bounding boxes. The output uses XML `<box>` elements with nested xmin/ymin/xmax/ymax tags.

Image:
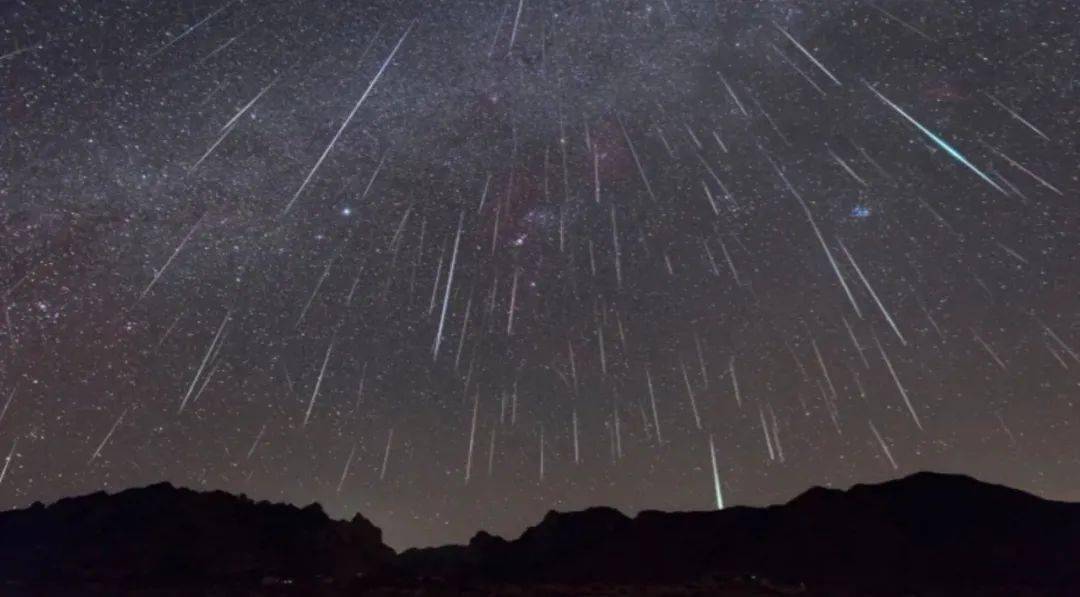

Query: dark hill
<box><xmin>0</xmin><ymin>482</ymin><xmax>393</xmax><ymax>592</ymax></box>
<box><xmin>3</xmin><ymin>473</ymin><xmax>1080</xmax><ymax>595</ymax></box>
<box><xmin>394</xmin><ymin>472</ymin><xmax>1080</xmax><ymax>595</ymax></box>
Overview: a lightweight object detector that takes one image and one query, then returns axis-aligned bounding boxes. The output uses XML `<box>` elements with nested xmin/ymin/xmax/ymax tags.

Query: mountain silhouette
<box><xmin>3</xmin><ymin>472</ymin><xmax>1078</xmax><ymax>595</ymax></box>
<box><xmin>0</xmin><ymin>482</ymin><xmax>392</xmax><ymax>594</ymax></box>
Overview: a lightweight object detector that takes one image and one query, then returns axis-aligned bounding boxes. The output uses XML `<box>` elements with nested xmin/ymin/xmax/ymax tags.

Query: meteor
<box><xmin>645</xmin><ymin>367</ymin><xmax>662</xmax><ymax>444</ymax></box>
<box><xmin>191</xmin><ymin>122</ymin><xmax>239</xmax><ymax>171</ymax></box>
<box><xmin>729</xmin><ymin>356</ymin><xmax>742</xmax><ymax>407</ymax></box>
<box><xmin>773</xmin><ymin>22</ymin><xmax>842</xmax><ymax>86</ymax></box>
<box><xmin>0</xmin><ymin>45</ymin><xmax>36</xmax><ymax>63</ymax></box>
<box><xmin>179</xmin><ymin>311</ymin><xmax>230</xmax><ymax>414</ymax></box>
<box><xmin>874</xmin><ymin>333</ymin><xmax>923</xmax><ymax>430</ymax></box>
<box><xmin>617</xmin><ymin>116</ymin><xmax>658</xmax><ymax>203</ymax></box>
<box><xmin>303</xmin><ymin>333</ymin><xmax>337</xmax><ymax>426</ymax></box>
<box><xmin>284</xmin><ymin>24</ymin><xmax>414</xmax><ymax>215</ymax></box>
<box><xmin>0</xmin><ymin>438</ymin><xmax>16</xmax><ymax>487</ymax></box>
<box><xmin>611</xmin><ymin>205</ymin><xmax>622</xmax><ymax>288</ymax></box>
<box><xmin>763</xmin><ymin>152</ymin><xmax>863</xmax><ymax>319</ymax></box>
<box><xmin>982</xmin><ymin>142</ymin><xmax>1063</xmax><ymax>196</ymax></box>
<box><xmin>826</xmin><ymin>145</ymin><xmax>869</xmax><ymax>187</ymax></box>
<box><xmin>433</xmin><ymin>212</ymin><xmax>464</xmax><ymax>361</ymax></box>
<box><xmin>572</xmin><ymin>410</ymin><xmax>580</xmax><ymax>464</ymax></box>
<box><xmin>219</xmin><ymin>74</ymin><xmax>281</xmax><ymax>133</ymax></box>
<box><xmin>139</xmin><ymin>213</ymin><xmax>207</xmax><ymax>302</ymax></box>
<box><xmin>680</xmin><ymin>359</ymin><xmax>702</xmax><ymax>429</ymax></box>
<box><xmin>865</xmin><ymin>82</ymin><xmax>1005</xmax><ymax>194</ymax></box>
<box><xmin>769</xmin><ymin>42</ymin><xmax>826</xmax><ymax>97</ymax></box>
<box><xmin>142</xmin><ymin>1</ymin><xmax>234</xmax><ymax>63</ymax></box>
<box><xmin>868</xmin><ymin>420</ymin><xmax>899</xmax><ymax>470</ymax></box>
<box><xmin>760</xmin><ymin>405</ymin><xmax>775</xmax><ymax>461</ymax></box>
<box><xmin>465</xmin><ymin>393</ymin><xmax>479</xmax><ymax>482</ymax></box>
<box><xmin>0</xmin><ymin>386</ymin><xmax>16</xmax><ymax>428</ymax></box>
<box><xmin>868</xmin><ymin>2</ymin><xmax>935</xmax><ymax>42</ymax></box>
<box><xmin>708</xmin><ymin>435</ymin><xmax>724</xmax><ymax>509</ymax></box>
<box><xmin>337</xmin><ymin>443</ymin><xmax>357</xmax><ymax>493</ymax></box>
<box><xmin>719</xmin><ymin>73</ymin><xmax>748</xmax><ymax>116</ymax></box>
<box><xmin>972</xmin><ymin>330</ymin><xmax>1008</xmax><ymax>371</ymax></box>
<box><xmin>89</xmin><ymin>409</ymin><xmax>128</xmax><ymax>464</ymax></box>
<box><xmin>984</xmin><ymin>92</ymin><xmax>1050</xmax><ymax>141</ymax></box>
<box><xmin>508</xmin><ymin>0</ymin><xmax>525</xmax><ymax>53</ymax></box>
<box><xmin>246</xmin><ymin>425</ymin><xmax>266</xmax><ymax>460</ymax></box>
<box><xmin>837</xmin><ymin>237</ymin><xmax>907</xmax><ymax>346</ymax></box>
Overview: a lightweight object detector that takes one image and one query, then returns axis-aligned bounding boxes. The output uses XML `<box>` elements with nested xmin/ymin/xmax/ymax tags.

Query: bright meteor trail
<box><xmin>865</xmin><ymin>82</ymin><xmax>1006</xmax><ymax>194</ymax></box>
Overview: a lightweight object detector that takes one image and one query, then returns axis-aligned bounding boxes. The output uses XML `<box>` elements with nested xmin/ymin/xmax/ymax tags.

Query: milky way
<box><xmin>1</xmin><ymin>0</ymin><xmax>1078</xmax><ymax>548</ymax></box>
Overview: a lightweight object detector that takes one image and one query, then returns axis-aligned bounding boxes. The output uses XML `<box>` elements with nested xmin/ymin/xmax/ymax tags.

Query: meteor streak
<box><xmin>179</xmin><ymin>311</ymin><xmax>230</xmax><ymax>414</ymax></box>
<box><xmin>139</xmin><ymin>213</ymin><xmax>207</xmax><ymax>301</ymax></box>
<box><xmin>837</xmin><ymin>237</ymin><xmax>907</xmax><ymax>346</ymax></box>
<box><xmin>303</xmin><ymin>332</ymin><xmax>337</xmax><ymax>426</ymax></box>
<box><xmin>284</xmin><ymin>24</ymin><xmax>414</xmax><ymax>215</ymax></box>
<box><xmin>0</xmin><ymin>438</ymin><xmax>16</xmax><ymax>488</ymax></box>
<box><xmin>865</xmin><ymin>82</ymin><xmax>1005</xmax><ymax>194</ymax></box>
<box><xmin>982</xmin><ymin>142</ymin><xmax>1063</xmax><ymax>196</ymax></box>
<box><xmin>868</xmin><ymin>420</ymin><xmax>899</xmax><ymax>470</ymax></box>
<box><xmin>89</xmin><ymin>409</ymin><xmax>128</xmax><ymax>464</ymax></box>
<box><xmin>433</xmin><ymin>212</ymin><xmax>464</xmax><ymax>361</ymax></box>
<box><xmin>617</xmin><ymin>116</ymin><xmax>658</xmax><ymax>202</ymax></box>
<box><xmin>764</xmin><ymin>153</ymin><xmax>863</xmax><ymax>318</ymax></box>
<box><xmin>142</xmin><ymin>1</ymin><xmax>234</xmax><ymax>62</ymax></box>
<box><xmin>984</xmin><ymin>92</ymin><xmax>1050</xmax><ymax>141</ymax></box>
<box><xmin>708</xmin><ymin>435</ymin><xmax>723</xmax><ymax>509</ymax></box>
<box><xmin>645</xmin><ymin>367</ymin><xmax>662</xmax><ymax>444</ymax></box>
<box><xmin>773</xmin><ymin>22</ymin><xmax>842</xmax><ymax>86</ymax></box>
<box><xmin>874</xmin><ymin>333</ymin><xmax>922</xmax><ymax>430</ymax></box>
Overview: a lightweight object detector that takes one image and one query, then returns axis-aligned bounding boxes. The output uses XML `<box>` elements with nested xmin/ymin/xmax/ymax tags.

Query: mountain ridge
<box><xmin>2</xmin><ymin>471</ymin><xmax>1077</xmax><ymax>595</ymax></box>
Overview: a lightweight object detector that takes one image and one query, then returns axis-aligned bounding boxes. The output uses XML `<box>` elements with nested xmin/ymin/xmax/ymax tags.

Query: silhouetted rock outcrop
<box><xmin>0</xmin><ymin>482</ymin><xmax>393</xmax><ymax>589</ymax></box>
<box><xmin>3</xmin><ymin>472</ymin><xmax>1080</xmax><ymax>595</ymax></box>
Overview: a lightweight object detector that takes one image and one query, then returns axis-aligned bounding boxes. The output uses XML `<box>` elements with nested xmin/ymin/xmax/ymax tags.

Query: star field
<box><xmin>1</xmin><ymin>0</ymin><xmax>1079</xmax><ymax>549</ymax></box>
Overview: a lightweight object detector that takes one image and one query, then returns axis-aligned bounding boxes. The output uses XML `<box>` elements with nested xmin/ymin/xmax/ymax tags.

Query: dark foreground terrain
<box><xmin>3</xmin><ymin>472</ymin><xmax>1079</xmax><ymax>596</ymax></box>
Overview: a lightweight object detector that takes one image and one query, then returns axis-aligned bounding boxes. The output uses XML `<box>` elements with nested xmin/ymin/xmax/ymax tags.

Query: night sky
<box><xmin>2</xmin><ymin>0</ymin><xmax>1079</xmax><ymax>549</ymax></box>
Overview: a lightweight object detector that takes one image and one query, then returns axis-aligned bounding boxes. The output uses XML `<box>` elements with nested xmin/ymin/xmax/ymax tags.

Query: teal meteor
<box><xmin>865</xmin><ymin>82</ymin><xmax>1006</xmax><ymax>195</ymax></box>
